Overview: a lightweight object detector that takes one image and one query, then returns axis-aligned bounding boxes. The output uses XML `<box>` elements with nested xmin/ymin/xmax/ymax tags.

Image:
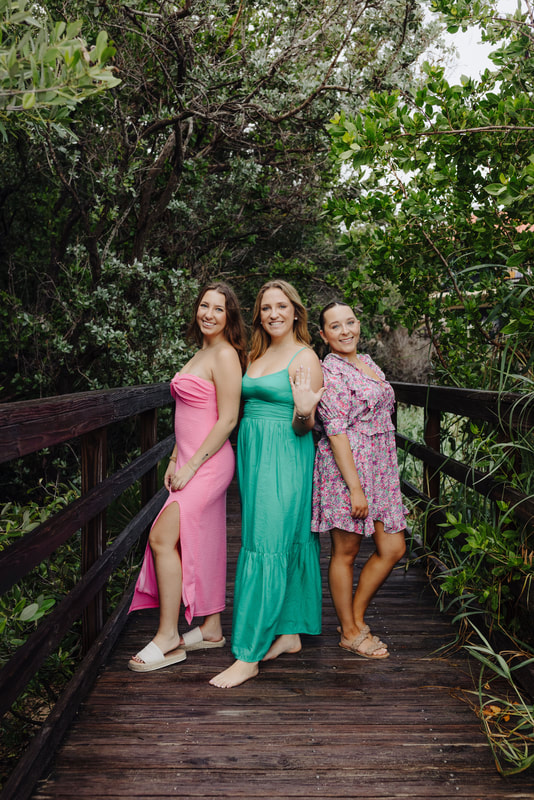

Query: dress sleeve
<box><xmin>317</xmin><ymin>366</ymin><xmax>351</xmax><ymax>436</ymax></box>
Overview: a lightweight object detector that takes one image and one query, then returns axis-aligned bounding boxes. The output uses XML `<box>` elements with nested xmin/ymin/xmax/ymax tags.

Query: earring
<box><xmin>294</xmin><ymin>316</ymin><xmax>298</xmax><ymax>321</ymax></box>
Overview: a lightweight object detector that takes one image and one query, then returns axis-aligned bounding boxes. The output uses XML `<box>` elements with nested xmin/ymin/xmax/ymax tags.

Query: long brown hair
<box><xmin>187</xmin><ymin>282</ymin><xmax>247</xmax><ymax>373</ymax></box>
<box><xmin>249</xmin><ymin>279</ymin><xmax>311</xmax><ymax>363</ymax></box>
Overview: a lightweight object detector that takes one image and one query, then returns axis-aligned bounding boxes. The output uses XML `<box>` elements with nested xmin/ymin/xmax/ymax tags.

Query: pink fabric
<box><xmin>129</xmin><ymin>373</ymin><xmax>234</xmax><ymax>623</ymax></box>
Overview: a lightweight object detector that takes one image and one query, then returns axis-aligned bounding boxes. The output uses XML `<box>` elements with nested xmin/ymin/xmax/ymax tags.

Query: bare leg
<box><xmin>329</xmin><ymin>525</ymin><xmax>405</xmax><ymax>657</ymax></box>
<box><xmin>131</xmin><ymin>503</ymin><xmax>182</xmax><ymax>663</ymax></box>
<box><xmin>209</xmin><ymin>660</ymin><xmax>259</xmax><ymax>688</ymax></box>
<box><xmin>353</xmin><ymin>522</ymin><xmax>406</xmax><ymax>630</ymax></box>
<box><xmin>329</xmin><ymin>529</ymin><xmax>362</xmax><ymax>642</ymax></box>
<box><xmin>262</xmin><ymin>634</ymin><xmax>301</xmax><ymax>661</ymax></box>
<box><xmin>199</xmin><ymin>613</ymin><xmax>224</xmax><ymax>642</ymax></box>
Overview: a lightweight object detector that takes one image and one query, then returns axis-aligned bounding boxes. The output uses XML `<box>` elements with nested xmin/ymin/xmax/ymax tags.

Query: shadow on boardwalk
<box><xmin>33</xmin><ymin>482</ymin><xmax>534</xmax><ymax>800</ymax></box>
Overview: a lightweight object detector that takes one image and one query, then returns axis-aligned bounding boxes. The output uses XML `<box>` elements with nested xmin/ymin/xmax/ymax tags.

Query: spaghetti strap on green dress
<box><xmin>231</xmin><ymin>349</ymin><xmax>322</xmax><ymax>662</ymax></box>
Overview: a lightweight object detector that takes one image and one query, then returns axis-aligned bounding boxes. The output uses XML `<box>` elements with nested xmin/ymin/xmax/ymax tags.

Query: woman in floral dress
<box><xmin>312</xmin><ymin>301</ymin><xmax>407</xmax><ymax>659</ymax></box>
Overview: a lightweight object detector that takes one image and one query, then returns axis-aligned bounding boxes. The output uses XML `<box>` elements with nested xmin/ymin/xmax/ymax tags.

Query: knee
<box><xmin>332</xmin><ymin>546</ymin><xmax>359</xmax><ymax>568</ymax></box>
<box><xmin>389</xmin><ymin>536</ymin><xmax>406</xmax><ymax>564</ymax></box>
<box><xmin>395</xmin><ymin>539</ymin><xmax>407</xmax><ymax>562</ymax></box>
<box><xmin>376</xmin><ymin>535</ymin><xmax>405</xmax><ymax>566</ymax></box>
<box><xmin>148</xmin><ymin>528</ymin><xmax>166</xmax><ymax>555</ymax></box>
<box><xmin>148</xmin><ymin>507</ymin><xmax>180</xmax><ymax>555</ymax></box>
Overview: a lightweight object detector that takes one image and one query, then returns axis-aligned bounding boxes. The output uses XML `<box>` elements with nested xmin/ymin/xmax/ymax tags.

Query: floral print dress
<box><xmin>311</xmin><ymin>353</ymin><xmax>407</xmax><ymax>536</ymax></box>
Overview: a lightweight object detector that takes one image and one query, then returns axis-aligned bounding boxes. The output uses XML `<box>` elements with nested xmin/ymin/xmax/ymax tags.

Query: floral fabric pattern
<box><xmin>312</xmin><ymin>353</ymin><xmax>407</xmax><ymax>536</ymax></box>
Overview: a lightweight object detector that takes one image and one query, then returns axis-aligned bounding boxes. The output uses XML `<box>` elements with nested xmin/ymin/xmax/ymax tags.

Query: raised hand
<box><xmin>289</xmin><ymin>364</ymin><xmax>325</xmax><ymax>418</ymax></box>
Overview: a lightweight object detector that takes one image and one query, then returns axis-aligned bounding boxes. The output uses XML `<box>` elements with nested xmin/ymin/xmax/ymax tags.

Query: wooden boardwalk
<box><xmin>33</xmin><ymin>483</ymin><xmax>534</xmax><ymax>800</ymax></box>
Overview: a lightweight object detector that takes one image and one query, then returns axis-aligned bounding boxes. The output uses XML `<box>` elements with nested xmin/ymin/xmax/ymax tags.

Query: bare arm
<box><xmin>289</xmin><ymin>348</ymin><xmax>324</xmax><ymax>435</ymax></box>
<box><xmin>170</xmin><ymin>347</ymin><xmax>242</xmax><ymax>491</ymax></box>
<box><xmin>328</xmin><ymin>433</ymin><xmax>368</xmax><ymax>519</ymax></box>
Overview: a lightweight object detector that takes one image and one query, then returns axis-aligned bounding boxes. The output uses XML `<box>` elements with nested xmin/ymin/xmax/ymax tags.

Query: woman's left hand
<box><xmin>169</xmin><ymin>463</ymin><xmax>196</xmax><ymax>492</ymax></box>
<box><xmin>289</xmin><ymin>365</ymin><xmax>324</xmax><ymax>417</ymax></box>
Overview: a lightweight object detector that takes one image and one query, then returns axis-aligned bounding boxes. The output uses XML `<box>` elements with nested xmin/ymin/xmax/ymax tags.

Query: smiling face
<box><xmin>320</xmin><ymin>304</ymin><xmax>360</xmax><ymax>357</ymax></box>
<box><xmin>196</xmin><ymin>289</ymin><xmax>227</xmax><ymax>340</ymax></box>
<box><xmin>259</xmin><ymin>287</ymin><xmax>296</xmax><ymax>341</ymax></box>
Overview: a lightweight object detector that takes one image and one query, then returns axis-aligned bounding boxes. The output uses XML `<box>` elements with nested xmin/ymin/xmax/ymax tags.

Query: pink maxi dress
<box><xmin>129</xmin><ymin>373</ymin><xmax>234</xmax><ymax>624</ymax></box>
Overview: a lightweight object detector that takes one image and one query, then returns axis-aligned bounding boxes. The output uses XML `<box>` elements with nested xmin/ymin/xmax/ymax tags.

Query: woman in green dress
<box><xmin>210</xmin><ymin>280</ymin><xmax>324</xmax><ymax>688</ymax></box>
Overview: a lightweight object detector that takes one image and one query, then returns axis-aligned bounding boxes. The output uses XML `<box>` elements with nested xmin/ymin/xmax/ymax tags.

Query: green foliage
<box><xmin>0</xmin><ymin>0</ymin><xmax>119</xmax><ymax>135</ymax></box>
<box><xmin>0</xmin><ymin>482</ymin><xmax>79</xmax><ymax>661</ymax></box>
<box><xmin>455</xmin><ymin>625</ymin><xmax>534</xmax><ymax>776</ymax></box>
<box><xmin>409</xmin><ymin>405</ymin><xmax>534</xmax><ymax>637</ymax></box>
<box><xmin>438</xmin><ymin>507</ymin><xmax>533</xmax><ymax>625</ymax></box>
<box><xmin>0</xmin><ymin>0</ymin><xmax>439</xmax><ymax>399</ymax></box>
<box><xmin>1</xmin><ymin>256</ymin><xmax>199</xmax><ymax>396</ymax></box>
<box><xmin>401</xmin><ymin>394</ymin><xmax>534</xmax><ymax>776</ymax></box>
<box><xmin>326</xmin><ymin>0</ymin><xmax>534</xmax><ymax>389</ymax></box>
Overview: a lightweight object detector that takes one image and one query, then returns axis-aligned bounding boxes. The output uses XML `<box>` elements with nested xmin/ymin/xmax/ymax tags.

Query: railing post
<box><xmin>423</xmin><ymin>406</ymin><xmax>441</xmax><ymax>547</ymax></box>
<box><xmin>81</xmin><ymin>427</ymin><xmax>107</xmax><ymax>654</ymax></box>
<box><xmin>140</xmin><ymin>409</ymin><xmax>158</xmax><ymax>535</ymax></box>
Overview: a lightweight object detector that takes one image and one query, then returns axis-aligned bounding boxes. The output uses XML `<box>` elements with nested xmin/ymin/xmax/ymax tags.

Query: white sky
<box><xmin>442</xmin><ymin>0</ymin><xmax>518</xmax><ymax>82</ymax></box>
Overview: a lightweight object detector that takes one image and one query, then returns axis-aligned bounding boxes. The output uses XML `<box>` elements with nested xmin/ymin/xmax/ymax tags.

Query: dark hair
<box><xmin>319</xmin><ymin>300</ymin><xmax>353</xmax><ymax>331</ymax></box>
<box><xmin>187</xmin><ymin>282</ymin><xmax>247</xmax><ymax>373</ymax></box>
<box><xmin>249</xmin><ymin>279</ymin><xmax>311</xmax><ymax>363</ymax></box>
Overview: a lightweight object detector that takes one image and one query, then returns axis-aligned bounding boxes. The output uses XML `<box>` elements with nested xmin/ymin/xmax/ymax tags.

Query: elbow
<box><xmin>220</xmin><ymin>413</ymin><xmax>239</xmax><ymax>433</ymax></box>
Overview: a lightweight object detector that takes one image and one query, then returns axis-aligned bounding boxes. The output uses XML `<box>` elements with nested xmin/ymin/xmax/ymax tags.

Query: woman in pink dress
<box><xmin>312</xmin><ymin>301</ymin><xmax>407</xmax><ymax>660</ymax></box>
<box><xmin>128</xmin><ymin>283</ymin><xmax>246</xmax><ymax>672</ymax></box>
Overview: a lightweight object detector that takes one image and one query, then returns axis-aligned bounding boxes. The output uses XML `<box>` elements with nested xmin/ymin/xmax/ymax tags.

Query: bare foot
<box><xmin>209</xmin><ymin>660</ymin><xmax>259</xmax><ymax>688</ymax></box>
<box><xmin>262</xmin><ymin>634</ymin><xmax>301</xmax><ymax>661</ymax></box>
<box><xmin>130</xmin><ymin>632</ymin><xmax>180</xmax><ymax>664</ymax></box>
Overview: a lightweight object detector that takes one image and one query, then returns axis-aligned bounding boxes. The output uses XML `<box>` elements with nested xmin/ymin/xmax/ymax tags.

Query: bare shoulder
<box><xmin>217</xmin><ymin>341</ymin><xmax>241</xmax><ymax>364</ymax></box>
<box><xmin>211</xmin><ymin>342</ymin><xmax>242</xmax><ymax>376</ymax></box>
<box><xmin>293</xmin><ymin>346</ymin><xmax>321</xmax><ymax>369</ymax></box>
<box><xmin>289</xmin><ymin>345</ymin><xmax>323</xmax><ymax>389</ymax></box>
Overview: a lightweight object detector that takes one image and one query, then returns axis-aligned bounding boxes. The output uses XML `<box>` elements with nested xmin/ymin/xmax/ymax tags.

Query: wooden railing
<box><xmin>1</xmin><ymin>381</ymin><xmax>533</xmax><ymax>799</ymax></box>
<box><xmin>0</xmin><ymin>384</ymin><xmax>174</xmax><ymax>800</ymax></box>
<box><xmin>390</xmin><ymin>382</ymin><xmax>534</xmax><ymax>698</ymax></box>
<box><xmin>390</xmin><ymin>382</ymin><xmax>534</xmax><ymax>535</ymax></box>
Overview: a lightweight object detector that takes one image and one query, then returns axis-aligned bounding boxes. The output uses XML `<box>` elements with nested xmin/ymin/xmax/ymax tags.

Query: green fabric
<box><xmin>231</xmin><ymin>366</ymin><xmax>322</xmax><ymax>662</ymax></box>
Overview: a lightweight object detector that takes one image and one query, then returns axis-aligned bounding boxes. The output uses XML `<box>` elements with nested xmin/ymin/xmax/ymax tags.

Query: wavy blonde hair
<box><xmin>249</xmin><ymin>279</ymin><xmax>311</xmax><ymax>363</ymax></box>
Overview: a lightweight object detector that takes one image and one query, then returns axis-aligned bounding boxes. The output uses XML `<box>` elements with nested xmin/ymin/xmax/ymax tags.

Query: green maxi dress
<box><xmin>231</xmin><ymin>350</ymin><xmax>322</xmax><ymax>663</ymax></box>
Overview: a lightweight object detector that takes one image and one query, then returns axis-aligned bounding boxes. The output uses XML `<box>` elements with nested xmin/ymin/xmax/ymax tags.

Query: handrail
<box><xmin>391</xmin><ymin>382</ymin><xmax>534</xmax><ymax>433</ymax></box>
<box><xmin>396</xmin><ymin>434</ymin><xmax>534</xmax><ymax>523</ymax></box>
<box><xmin>390</xmin><ymin>382</ymin><xmax>534</xmax><ymax>530</ymax></box>
<box><xmin>0</xmin><ymin>383</ymin><xmax>170</xmax><ymax>463</ymax></box>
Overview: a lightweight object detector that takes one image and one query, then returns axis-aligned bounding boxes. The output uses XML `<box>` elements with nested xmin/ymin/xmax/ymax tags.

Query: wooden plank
<box><xmin>31</xmin><ymin>771</ymin><xmax>534</xmax><ymax>800</ymax></box>
<box><xmin>26</xmin><ymin>482</ymin><xmax>534</xmax><ymax>800</ymax></box>
<box><xmin>0</xmin><ymin>384</ymin><xmax>171</xmax><ymax>463</ymax></box>
<box><xmin>81</xmin><ymin>427</ymin><xmax>108</xmax><ymax>652</ymax></box>
<box><xmin>392</xmin><ymin>382</ymin><xmax>534</xmax><ymax>432</ymax></box>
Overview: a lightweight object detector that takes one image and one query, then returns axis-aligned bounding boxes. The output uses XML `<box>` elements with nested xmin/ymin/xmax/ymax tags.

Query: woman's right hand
<box><xmin>164</xmin><ymin>461</ymin><xmax>175</xmax><ymax>491</ymax></box>
<box><xmin>350</xmin><ymin>486</ymin><xmax>368</xmax><ymax>519</ymax></box>
<box><xmin>169</xmin><ymin>462</ymin><xmax>196</xmax><ymax>491</ymax></box>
